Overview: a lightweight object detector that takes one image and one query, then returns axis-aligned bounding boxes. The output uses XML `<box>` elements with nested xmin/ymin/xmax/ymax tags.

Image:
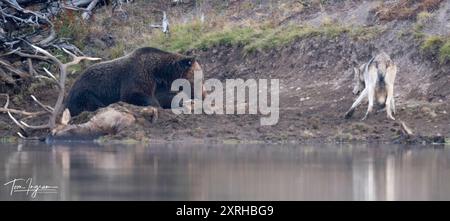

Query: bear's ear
<box><xmin>177</xmin><ymin>56</ymin><xmax>195</xmax><ymax>69</ymax></box>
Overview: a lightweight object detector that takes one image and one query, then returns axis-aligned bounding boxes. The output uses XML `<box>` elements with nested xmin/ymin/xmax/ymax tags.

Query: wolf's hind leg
<box><xmin>361</xmin><ymin>87</ymin><xmax>375</xmax><ymax>121</ymax></box>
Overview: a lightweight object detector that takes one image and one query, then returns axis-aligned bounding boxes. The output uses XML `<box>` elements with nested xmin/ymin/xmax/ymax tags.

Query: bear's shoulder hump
<box><xmin>133</xmin><ymin>47</ymin><xmax>173</xmax><ymax>56</ymax></box>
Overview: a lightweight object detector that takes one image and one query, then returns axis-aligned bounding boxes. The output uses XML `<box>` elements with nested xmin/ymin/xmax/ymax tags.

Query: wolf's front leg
<box><xmin>345</xmin><ymin>88</ymin><xmax>368</xmax><ymax>119</ymax></box>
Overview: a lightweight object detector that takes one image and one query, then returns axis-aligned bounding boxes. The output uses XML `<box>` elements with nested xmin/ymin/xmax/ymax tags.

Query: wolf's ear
<box><xmin>61</xmin><ymin>109</ymin><xmax>71</xmax><ymax>125</ymax></box>
<box><xmin>386</xmin><ymin>59</ymin><xmax>393</xmax><ymax>67</ymax></box>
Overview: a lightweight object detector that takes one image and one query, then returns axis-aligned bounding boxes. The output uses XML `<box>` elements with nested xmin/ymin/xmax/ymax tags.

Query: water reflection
<box><xmin>0</xmin><ymin>143</ymin><xmax>449</xmax><ymax>200</ymax></box>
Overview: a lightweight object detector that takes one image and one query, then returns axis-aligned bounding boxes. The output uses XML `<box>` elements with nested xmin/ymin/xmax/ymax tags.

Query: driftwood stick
<box><xmin>400</xmin><ymin>121</ymin><xmax>414</xmax><ymax>136</ymax></box>
<box><xmin>0</xmin><ymin>107</ymin><xmax>47</xmax><ymax>116</ymax></box>
<box><xmin>82</xmin><ymin>0</ymin><xmax>100</xmax><ymax>20</ymax></box>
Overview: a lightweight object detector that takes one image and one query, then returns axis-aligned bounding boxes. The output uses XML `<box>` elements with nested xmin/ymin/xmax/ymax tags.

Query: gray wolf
<box><xmin>344</xmin><ymin>52</ymin><xmax>397</xmax><ymax>120</ymax></box>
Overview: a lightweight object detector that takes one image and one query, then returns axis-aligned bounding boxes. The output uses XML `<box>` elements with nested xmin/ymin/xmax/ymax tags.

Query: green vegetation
<box><xmin>421</xmin><ymin>35</ymin><xmax>450</xmax><ymax>64</ymax></box>
<box><xmin>149</xmin><ymin>20</ymin><xmax>204</xmax><ymax>52</ymax></box>
<box><xmin>110</xmin><ymin>42</ymin><xmax>126</xmax><ymax>59</ymax></box>
<box><xmin>402</xmin><ymin>3</ymin><xmax>450</xmax><ymax>63</ymax></box>
<box><xmin>411</xmin><ymin>16</ymin><xmax>428</xmax><ymax>41</ymax></box>
<box><xmin>244</xmin><ymin>25</ymin><xmax>320</xmax><ymax>53</ymax></box>
<box><xmin>421</xmin><ymin>36</ymin><xmax>444</xmax><ymax>52</ymax></box>
<box><xmin>439</xmin><ymin>41</ymin><xmax>450</xmax><ymax>63</ymax></box>
<box><xmin>349</xmin><ymin>26</ymin><xmax>384</xmax><ymax>41</ymax></box>
<box><xmin>195</xmin><ymin>27</ymin><xmax>256</xmax><ymax>50</ymax></box>
<box><xmin>53</xmin><ymin>11</ymin><xmax>88</xmax><ymax>50</ymax></box>
<box><xmin>148</xmin><ymin>20</ymin><xmax>381</xmax><ymax>54</ymax></box>
<box><xmin>413</xmin><ymin>28</ymin><xmax>426</xmax><ymax>40</ymax></box>
<box><xmin>410</xmin><ymin>10</ymin><xmax>436</xmax><ymax>41</ymax></box>
<box><xmin>417</xmin><ymin>11</ymin><xmax>434</xmax><ymax>24</ymax></box>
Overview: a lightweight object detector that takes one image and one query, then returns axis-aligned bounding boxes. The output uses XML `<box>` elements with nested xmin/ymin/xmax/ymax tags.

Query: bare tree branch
<box><xmin>0</xmin><ymin>58</ymin><xmax>29</xmax><ymax>78</ymax></box>
<box><xmin>31</xmin><ymin>95</ymin><xmax>54</xmax><ymax>113</ymax></box>
<box><xmin>81</xmin><ymin>0</ymin><xmax>99</xmax><ymax>20</ymax></box>
<box><xmin>1</xmin><ymin>93</ymin><xmax>29</xmax><ymax>130</ymax></box>
<box><xmin>30</xmin><ymin>44</ymin><xmax>100</xmax><ymax>129</ymax></box>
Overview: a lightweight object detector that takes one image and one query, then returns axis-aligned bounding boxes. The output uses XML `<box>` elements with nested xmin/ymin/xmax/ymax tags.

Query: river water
<box><xmin>0</xmin><ymin>142</ymin><xmax>449</xmax><ymax>201</ymax></box>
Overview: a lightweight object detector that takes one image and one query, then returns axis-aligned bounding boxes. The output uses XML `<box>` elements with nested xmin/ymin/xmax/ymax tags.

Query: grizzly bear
<box><xmin>65</xmin><ymin>47</ymin><xmax>204</xmax><ymax>116</ymax></box>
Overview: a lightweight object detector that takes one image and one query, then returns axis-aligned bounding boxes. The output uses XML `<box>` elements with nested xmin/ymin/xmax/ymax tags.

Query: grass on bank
<box><xmin>400</xmin><ymin>8</ymin><xmax>450</xmax><ymax>65</ymax></box>
<box><xmin>147</xmin><ymin>20</ymin><xmax>383</xmax><ymax>54</ymax></box>
<box><xmin>53</xmin><ymin>10</ymin><xmax>89</xmax><ymax>50</ymax></box>
<box><xmin>421</xmin><ymin>35</ymin><xmax>450</xmax><ymax>64</ymax></box>
<box><xmin>440</xmin><ymin>41</ymin><xmax>450</xmax><ymax>63</ymax></box>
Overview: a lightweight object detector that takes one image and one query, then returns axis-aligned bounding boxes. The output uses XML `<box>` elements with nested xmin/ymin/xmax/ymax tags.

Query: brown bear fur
<box><xmin>65</xmin><ymin>47</ymin><xmax>203</xmax><ymax>116</ymax></box>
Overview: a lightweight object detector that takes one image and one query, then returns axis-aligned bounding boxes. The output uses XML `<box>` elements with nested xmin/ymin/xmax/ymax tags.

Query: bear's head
<box><xmin>149</xmin><ymin>55</ymin><xmax>206</xmax><ymax>108</ymax></box>
<box><xmin>166</xmin><ymin>56</ymin><xmax>206</xmax><ymax>100</ymax></box>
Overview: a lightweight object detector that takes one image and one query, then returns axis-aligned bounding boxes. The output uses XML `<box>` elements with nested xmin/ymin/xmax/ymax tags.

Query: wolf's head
<box><xmin>352</xmin><ymin>64</ymin><xmax>365</xmax><ymax>95</ymax></box>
